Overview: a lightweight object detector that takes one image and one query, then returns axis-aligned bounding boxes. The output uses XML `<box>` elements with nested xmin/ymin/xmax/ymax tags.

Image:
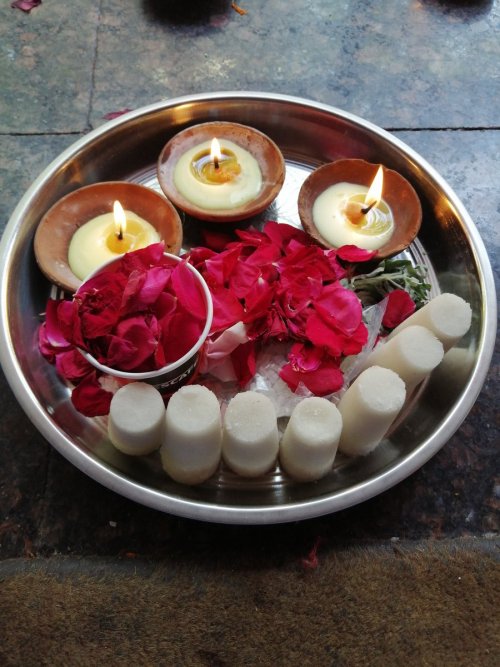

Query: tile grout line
<box><xmin>85</xmin><ymin>0</ymin><xmax>105</xmax><ymax>133</ymax></box>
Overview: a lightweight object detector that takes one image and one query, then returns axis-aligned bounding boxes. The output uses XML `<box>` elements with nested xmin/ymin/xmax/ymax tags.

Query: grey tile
<box><xmin>90</xmin><ymin>0</ymin><xmax>500</xmax><ymax>129</ymax></box>
<box><xmin>0</xmin><ymin>134</ymin><xmax>80</xmax><ymax>232</ymax></box>
<box><xmin>0</xmin><ymin>2</ymin><xmax>99</xmax><ymax>133</ymax></box>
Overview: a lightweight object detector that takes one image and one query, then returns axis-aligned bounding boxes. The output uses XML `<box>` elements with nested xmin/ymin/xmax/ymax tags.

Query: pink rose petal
<box><xmin>11</xmin><ymin>0</ymin><xmax>41</xmax><ymax>12</ymax></box>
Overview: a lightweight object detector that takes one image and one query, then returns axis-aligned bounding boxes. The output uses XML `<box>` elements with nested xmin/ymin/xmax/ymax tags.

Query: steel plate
<box><xmin>0</xmin><ymin>92</ymin><xmax>496</xmax><ymax>524</ymax></box>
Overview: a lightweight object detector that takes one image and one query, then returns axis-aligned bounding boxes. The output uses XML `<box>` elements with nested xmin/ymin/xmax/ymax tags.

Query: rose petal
<box><xmin>55</xmin><ymin>349</ymin><xmax>94</xmax><ymax>382</ymax></box>
<box><xmin>11</xmin><ymin>0</ymin><xmax>41</xmax><ymax>12</ymax></box>
<box><xmin>120</xmin><ymin>242</ymin><xmax>165</xmax><ymax>273</ymax></box>
<box><xmin>171</xmin><ymin>261</ymin><xmax>206</xmax><ymax>319</ymax></box>
<box><xmin>288</xmin><ymin>342</ymin><xmax>323</xmax><ymax>372</ymax></box>
<box><xmin>382</xmin><ymin>289</ymin><xmax>416</xmax><ymax>329</ymax></box>
<box><xmin>279</xmin><ymin>359</ymin><xmax>344</xmax><ymax>396</ymax></box>
<box><xmin>305</xmin><ymin>313</ymin><xmax>344</xmax><ymax>357</ymax></box>
<box><xmin>231</xmin><ymin>340</ymin><xmax>256</xmax><ymax>388</ymax></box>
<box><xmin>70</xmin><ymin>371</ymin><xmax>113</xmax><ymax>417</ymax></box>
<box><xmin>336</xmin><ymin>245</ymin><xmax>377</xmax><ymax>263</ymax></box>
<box><xmin>110</xmin><ymin>315</ymin><xmax>160</xmax><ymax>371</ymax></box>
<box><xmin>44</xmin><ymin>299</ymin><xmax>70</xmax><ymax>348</ymax></box>
<box><xmin>121</xmin><ymin>266</ymin><xmax>171</xmax><ymax>313</ymax></box>
<box><xmin>314</xmin><ymin>284</ymin><xmax>363</xmax><ymax>336</ymax></box>
<box><xmin>163</xmin><ymin>307</ymin><xmax>204</xmax><ymax>363</ymax></box>
<box><xmin>201</xmin><ymin>229</ymin><xmax>233</xmax><ymax>252</ymax></box>
<box><xmin>209</xmin><ymin>285</ymin><xmax>245</xmax><ymax>332</ymax></box>
<box><xmin>102</xmin><ymin>109</ymin><xmax>133</xmax><ymax>120</ymax></box>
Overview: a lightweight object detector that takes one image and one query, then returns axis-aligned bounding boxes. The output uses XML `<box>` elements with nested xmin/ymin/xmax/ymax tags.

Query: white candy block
<box><xmin>161</xmin><ymin>385</ymin><xmax>222</xmax><ymax>485</ymax></box>
<box><xmin>279</xmin><ymin>397</ymin><xmax>343</xmax><ymax>482</ymax></box>
<box><xmin>338</xmin><ymin>366</ymin><xmax>406</xmax><ymax>457</ymax></box>
<box><xmin>108</xmin><ymin>382</ymin><xmax>165</xmax><ymax>456</ymax></box>
<box><xmin>222</xmin><ymin>391</ymin><xmax>279</xmax><ymax>477</ymax></box>
<box><xmin>362</xmin><ymin>324</ymin><xmax>444</xmax><ymax>392</ymax></box>
<box><xmin>389</xmin><ymin>293</ymin><xmax>472</xmax><ymax>353</ymax></box>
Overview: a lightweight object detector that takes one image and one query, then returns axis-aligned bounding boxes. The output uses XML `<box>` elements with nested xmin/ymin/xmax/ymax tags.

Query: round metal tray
<box><xmin>0</xmin><ymin>92</ymin><xmax>496</xmax><ymax>524</ymax></box>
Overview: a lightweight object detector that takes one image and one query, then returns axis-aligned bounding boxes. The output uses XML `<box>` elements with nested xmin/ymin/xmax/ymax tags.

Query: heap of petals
<box><xmin>39</xmin><ymin>243</ymin><xmax>207</xmax><ymax>416</ymax></box>
<box><xmin>185</xmin><ymin>222</ymin><xmax>377</xmax><ymax>396</ymax></box>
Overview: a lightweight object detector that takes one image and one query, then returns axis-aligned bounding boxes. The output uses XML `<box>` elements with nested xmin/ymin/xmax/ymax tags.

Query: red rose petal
<box><xmin>314</xmin><ymin>284</ymin><xmax>363</xmax><ymax>336</ymax></box>
<box><xmin>120</xmin><ymin>242</ymin><xmax>165</xmax><ymax>273</ymax></box>
<box><xmin>288</xmin><ymin>342</ymin><xmax>323</xmax><ymax>372</ymax></box>
<box><xmin>55</xmin><ymin>349</ymin><xmax>94</xmax><ymax>382</ymax></box>
<box><xmin>305</xmin><ymin>313</ymin><xmax>344</xmax><ymax>357</ymax></box>
<box><xmin>382</xmin><ymin>289</ymin><xmax>416</xmax><ymax>329</ymax></box>
<box><xmin>279</xmin><ymin>359</ymin><xmax>344</xmax><ymax>396</ymax></box>
<box><xmin>209</xmin><ymin>285</ymin><xmax>245</xmax><ymax>332</ymax></box>
<box><xmin>171</xmin><ymin>261</ymin><xmax>206</xmax><ymax>319</ymax></box>
<box><xmin>231</xmin><ymin>340</ymin><xmax>256</xmax><ymax>388</ymax></box>
<box><xmin>121</xmin><ymin>266</ymin><xmax>171</xmax><ymax>313</ymax></box>
<box><xmin>109</xmin><ymin>315</ymin><xmax>159</xmax><ymax>371</ymax></box>
<box><xmin>201</xmin><ymin>229</ymin><xmax>234</xmax><ymax>252</ymax></box>
<box><xmin>340</xmin><ymin>320</ymin><xmax>369</xmax><ymax>356</ymax></box>
<box><xmin>70</xmin><ymin>371</ymin><xmax>113</xmax><ymax>417</ymax></box>
<box><xmin>163</xmin><ymin>307</ymin><xmax>204</xmax><ymax>363</ymax></box>
<box><xmin>336</xmin><ymin>245</ymin><xmax>377</xmax><ymax>263</ymax></box>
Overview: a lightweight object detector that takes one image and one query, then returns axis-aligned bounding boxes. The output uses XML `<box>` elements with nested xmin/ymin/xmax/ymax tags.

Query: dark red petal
<box><xmin>201</xmin><ymin>229</ymin><xmax>233</xmax><ymax>252</ymax></box>
<box><xmin>163</xmin><ymin>308</ymin><xmax>204</xmax><ymax>363</ymax></box>
<box><xmin>110</xmin><ymin>316</ymin><xmax>159</xmax><ymax>370</ymax></box>
<box><xmin>71</xmin><ymin>371</ymin><xmax>113</xmax><ymax>417</ymax></box>
<box><xmin>336</xmin><ymin>245</ymin><xmax>377</xmax><ymax>263</ymax></box>
<box><xmin>382</xmin><ymin>289</ymin><xmax>416</xmax><ymax>329</ymax></box>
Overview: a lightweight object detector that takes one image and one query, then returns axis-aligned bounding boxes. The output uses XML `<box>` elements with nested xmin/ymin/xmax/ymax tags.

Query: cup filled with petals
<box><xmin>39</xmin><ymin>243</ymin><xmax>213</xmax><ymax>416</ymax></box>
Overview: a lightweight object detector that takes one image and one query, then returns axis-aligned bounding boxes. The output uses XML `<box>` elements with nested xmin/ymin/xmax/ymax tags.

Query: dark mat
<box><xmin>0</xmin><ymin>539</ymin><xmax>498</xmax><ymax>666</ymax></box>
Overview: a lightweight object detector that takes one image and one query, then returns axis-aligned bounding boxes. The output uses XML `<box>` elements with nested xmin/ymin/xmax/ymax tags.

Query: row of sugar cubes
<box><xmin>107</xmin><ymin>293</ymin><xmax>471</xmax><ymax>484</ymax></box>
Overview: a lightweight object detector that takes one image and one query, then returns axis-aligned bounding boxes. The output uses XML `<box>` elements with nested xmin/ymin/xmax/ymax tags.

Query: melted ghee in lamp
<box><xmin>191</xmin><ymin>147</ymin><xmax>242</xmax><ymax>184</ymax></box>
<box><xmin>312</xmin><ymin>182</ymin><xmax>394</xmax><ymax>250</ymax></box>
<box><xmin>68</xmin><ymin>210</ymin><xmax>160</xmax><ymax>281</ymax></box>
<box><xmin>173</xmin><ymin>139</ymin><xmax>262</xmax><ymax>210</ymax></box>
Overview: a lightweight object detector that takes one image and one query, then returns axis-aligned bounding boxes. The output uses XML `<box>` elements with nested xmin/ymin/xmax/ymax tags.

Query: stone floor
<box><xmin>0</xmin><ymin>0</ymin><xmax>498</xmax><ymax>564</ymax></box>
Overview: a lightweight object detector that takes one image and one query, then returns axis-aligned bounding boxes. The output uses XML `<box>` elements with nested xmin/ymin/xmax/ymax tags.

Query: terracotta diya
<box><xmin>157</xmin><ymin>121</ymin><xmax>285</xmax><ymax>223</ymax></box>
<box><xmin>34</xmin><ymin>181</ymin><xmax>183</xmax><ymax>294</ymax></box>
<box><xmin>298</xmin><ymin>159</ymin><xmax>422</xmax><ymax>259</ymax></box>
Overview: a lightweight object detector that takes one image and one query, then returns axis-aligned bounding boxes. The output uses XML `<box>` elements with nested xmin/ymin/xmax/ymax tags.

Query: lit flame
<box><xmin>113</xmin><ymin>200</ymin><xmax>126</xmax><ymax>239</ymax></box>
<box><xmin>364</xmin><ymin>165</ymin><xmax>384</xmax><ymax>210</ymax></box>
<box><xmin>210</xmin><ymin>137</ymin><xmax>222</xmax><ymax>167</ymax></box>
